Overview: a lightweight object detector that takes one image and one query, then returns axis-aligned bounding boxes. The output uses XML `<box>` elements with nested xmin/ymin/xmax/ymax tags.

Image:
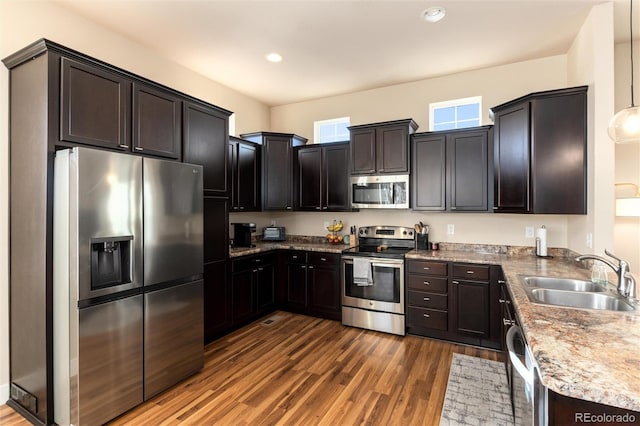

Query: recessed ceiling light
<box><xmin>422</xmin><ymin>6</ymin><xmax>446</xmax><ymax>23</ymax></box>
<box><xmin>265</xmin><ymin>52</ymin><xmax>283</xmax><ymax>63</ymax></box>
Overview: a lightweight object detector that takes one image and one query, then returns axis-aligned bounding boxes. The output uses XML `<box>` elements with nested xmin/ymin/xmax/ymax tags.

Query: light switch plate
<box><xmin>525</xmin><ymin>226</ymin><xmax>534</xmax><ymax>238</ymax></box>
<box><xmin>447</xmin><ymin>224</ymin><xmax>455</xmax><ymax>235</ymax></box>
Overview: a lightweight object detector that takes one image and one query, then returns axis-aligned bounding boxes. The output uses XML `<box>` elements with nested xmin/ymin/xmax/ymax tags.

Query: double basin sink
<box><xmin>521</xmin><ymin>276</ymin><xmax>635</xmax><ymax>312</ymax></box>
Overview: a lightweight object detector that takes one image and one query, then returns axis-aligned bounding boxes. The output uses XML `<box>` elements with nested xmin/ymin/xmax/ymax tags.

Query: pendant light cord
<box><xmin>631</xmin><ymin>0</ymin><xmax>636</xmax><ymax>106</ymax></box>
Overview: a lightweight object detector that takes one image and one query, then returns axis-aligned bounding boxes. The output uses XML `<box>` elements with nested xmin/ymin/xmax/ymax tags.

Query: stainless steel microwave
<box><xmin>351</xmin><ymin>174</ymin><xmax>409</xmax><ymax>209</ymax></box>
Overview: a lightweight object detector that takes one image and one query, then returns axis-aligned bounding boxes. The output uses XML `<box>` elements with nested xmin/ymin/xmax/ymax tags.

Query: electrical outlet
<box><xmin>270</xmin><ymin>220</ymin><xmax>276</xmax><ymax>226</ymax></box>
<box><xmin>525</xmin><ymin>226</ymin><xmax>534</xmax><ymax>238</ymax></box>
<box><xmin>447</xmin><ymin>224</ymin><xmax>455</xmax><ymax>235</ymax></box>
<box><xmin>324</xmin><ymin>221</ymin><xmax>330</xmax><ymax>232</ymax></box>
<box><xmin>586</xmin><ymin>232</ymin><xmax>593</xmax><ymax>249</ymax></box>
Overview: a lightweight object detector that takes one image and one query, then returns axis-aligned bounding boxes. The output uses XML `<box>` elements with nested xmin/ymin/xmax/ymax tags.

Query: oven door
<box><xmin>342</xmin><ymin>256</ymin><xmax>404</xmax><ymax>314</ymax></box>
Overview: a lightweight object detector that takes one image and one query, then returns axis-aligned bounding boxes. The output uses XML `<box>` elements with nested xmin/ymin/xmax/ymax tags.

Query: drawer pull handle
<box><xmin>423</xmin><ymin>314</ymin><xmax>430</xmax><ymax>318</ymax></box>
<box><xmin>134</xmin><ymin>146</ymin><xmax>143</xmax><ymax>151</ymax></box>
<box><xmin>309</xmin><ymin>266</ymin><xmax>314</xmax><ymax>269</ymax></box>
<box><xmin>423</xmin><ymin>297</ymin><xmax>430</xmax><ymax>301</ymax></box>
<box><xmin>321</xmin><ymin>258</ymin><xmax>326</xmax><ymax>261</ymax></box>
<box><xmin>423</xmin><ymin>281</ymin><xmax>430</xmax><ymax>285</ymax></box>
<box><xmin>118</xmin><ymin>144</ymin><xmax>129</xmax><ymax>148</ymax></box>
<box><xmin>503</xmin><ymin>318</ymin><xmax>515</xmax><ymax>326</ymax></box>
<box><xmin>258</xmin><ymin>267</ymin><xmax>263</xmax><ymax>271</ymax></box>
<box><xmin>466</xmin><ymin>270</ymin><xmax>475</xmax><ymax>274</ymax></box>
<box><xmin>498</xmin><ymin>280</ymin><xmax>506</xmax><ymax>284</ymax></box>
<box><xmin>499</xmin><ymin>298</ymin><xmax>511</xmax><ymax>304</ymax></box>
<box><xmin>423</xmin><ymin>267</ymin><xmax>430</xmax><ymax>270</ymax></box>
<box><xmin>301</xmin><ymin>265</ymin><xmax>307</xmax><ymax>269</ymax></box>
<box><xmin>292</xmin><ymin>256</ymin><xmax>298</xmax><ymax>259</ymax></box>
<box><xmin>452</xmin><ymin>280</ymin><xmax>459</xmax><ymax>284</ymax></box>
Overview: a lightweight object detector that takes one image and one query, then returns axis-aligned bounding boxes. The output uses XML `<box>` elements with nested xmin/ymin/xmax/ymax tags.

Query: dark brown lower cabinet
<box><xmin>203</xmin><ymin>261</ymin><xmax>230</xmax><ymax>342</ymax></box>
<box><xmin>547</xmin><ymin>390</ymin><xmax>640</xmax><ymax>425</ymax></box>
<box><xmin>406</xmin><ymin>259</ymin><xmax>501</xmax><ymax>350</ymax></box>
<box><xmin>230</xmin><ymin>253</ymin><xmax>277</xmax><ymax>326</ymax></box>
<box><xmin>284</xmin><ymin>251</ymin><xmax>341</xmax><ymax>321</ymax></box>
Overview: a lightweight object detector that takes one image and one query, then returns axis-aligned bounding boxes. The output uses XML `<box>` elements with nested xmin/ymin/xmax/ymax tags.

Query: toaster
<box><xmin>262</xmin><ymin>226</ymin><xmax>286</xmax><ymax>241</ymax></box>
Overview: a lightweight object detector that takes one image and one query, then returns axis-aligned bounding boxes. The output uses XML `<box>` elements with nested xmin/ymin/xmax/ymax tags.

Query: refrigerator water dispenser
<box><xmin>90</xmin><ymin>236</ymin><xmax>133</xmax><ymax>289</ymax></box>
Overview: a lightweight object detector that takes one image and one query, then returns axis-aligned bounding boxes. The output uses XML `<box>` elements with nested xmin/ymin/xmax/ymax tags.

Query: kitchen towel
<box><xmin>353</xmin><ymin>258</ymin><xmax>373</xmax><ymax>286</ymax></box>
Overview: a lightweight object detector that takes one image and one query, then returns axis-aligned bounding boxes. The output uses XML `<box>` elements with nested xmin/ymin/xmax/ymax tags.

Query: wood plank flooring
<box><xmin>0</xmin><ymin>311</ymin><xmax>503</xmax><ymax>425</ymax></box>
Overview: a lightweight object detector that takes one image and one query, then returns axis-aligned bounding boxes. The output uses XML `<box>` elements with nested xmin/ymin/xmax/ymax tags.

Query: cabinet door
<box><xmin>531</xmin><ymin>93</ymin><xmax>586</xmax><ymax>214</ymax></box>
<box><xmin>377</xmin><ymin>124</ymin><xmax>409</xmax><ymax>173</ymax></box>
<box><xmin>451</xmin><ymin>279</ymin><xmax>489</xmax><ymax>338</ymax></box>
<box><xmin>256</xmin><ymin>263</ymin><xmax>276</xmax><ymax>313</ymax></box>
<box><xmin>307</xmin><ymin>265</ymin><xmax>341</xmax><ymax>320</ymax></box>
<box><xmin>411</xmin><ymin>135</ymin><xmax>446</xmax><ymax>211</ymax></box>
<box><xmin>324</xmin><ymin>143</ymin><xmax>350</xmax><ymax>210</ymax></box>
<box><xmin>493</xmin><ymin>102</ymin><xmax>530</xmax><ymax>212</ymax></box>
<box><xmin>60</xmin><ymin>57</ymin><xmax>130</xmax><ymax>150</ymax></box>
<box><xmin>183</xmin><ymin>101</ymin><xmax>229</xmax><ymax>195</ymax></box>
<box><xmin>132</xmin><ymin>83</ymin><xmax>181</xmax><ymax>159</ymax></box>
<box><xmin>448</xmin><ymin>130</ymin><xmax>488</xmax><ymax>211</ymax></box>
<box><xmin>203</xmin><ymin>197</ymin><xmax>229</xmax><ymax>264</ymax></box>
<box><xmin>231</xmin><ymin>269</ymin><xmax>254</xmax><ymax>324</ymax></box>
<box><xmin>286</xmin><ymin>263</ymin><xmax>307</xmax><ymax>312</ymax></box>
<box><xmin>350</xmin><ymin>128</ymin><xmax>376</xmax><ymax>174</ymax></box>
<box><xmin>237</xmin><ymin>142</ymin><xmax>260</xmax><ymax>211</ymax></box>
<box><xmin>263</xmin><ymin>136</ymin><xmax>293</xmax><ymax>210</ymax></box>
<box><xmin>203</xmin><ymin>260</ymin><xmax>231</xmax><ymax>342</ymax></box>
<box><xmin>296</xmin><ymin>146</ymin><xmax>322</xmax><ymax>210</ymax></box>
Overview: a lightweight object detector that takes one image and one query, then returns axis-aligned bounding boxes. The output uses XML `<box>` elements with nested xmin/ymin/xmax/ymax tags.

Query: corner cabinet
<box><xmin>349</xmin><ymin>119</ymin><xmax>418</xmax><ymax>175</ymax></box>
<box><xmin>491</xmin><ymin>86</ymin><xmax>587</xmax><ymax>214</ymax></box>
<box><xmin>229</xmin><ymin>136</ymin><xmax>261</xmax><ymax>212</ymax></box>
<box><xmin>411</xmin><ymin>126</ymin><xmax>492</xmax><ymax>212</ymax></box>
<box><xmin>240</xmin><ymin>132</ymin><xmax>307</xmax><ymax>211</ymax></box>
<box><xmin>295</xmin><ymin>141</ymin><xmax>350</xmax><ymax>211</ymax></box>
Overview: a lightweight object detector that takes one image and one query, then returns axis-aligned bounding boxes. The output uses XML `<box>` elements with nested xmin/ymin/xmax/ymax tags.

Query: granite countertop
<box><xmin>407</xmin><ymin>249</ymin><xmax>640</xmax><ymax>413</ymax></box>
<box><xmin>229</xmin><ymin>241</ymin><xmax>347</xmax><ymax>258</ymax></box>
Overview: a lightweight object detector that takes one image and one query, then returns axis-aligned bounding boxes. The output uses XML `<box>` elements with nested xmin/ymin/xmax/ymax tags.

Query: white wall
<box><xmin>0</xmin><ymin>0</ymin><xmax>270</xmax><ymax>405</ymax></box>
<box><xmin>614</xmin><ymin>40</ymin><xmax>640</xmax><ymax>272</ymax></box>
<box><xmin>566</xmin><ymin>2</ymin><xmax>615</xmax><ymax>258</ymax></box>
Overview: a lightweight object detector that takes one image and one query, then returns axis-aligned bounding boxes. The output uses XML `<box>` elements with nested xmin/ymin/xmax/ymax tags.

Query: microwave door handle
<box><xmin>506</xmin><ymin>326</ymin><xmax>533</xmax><ymax>386</ymax></box>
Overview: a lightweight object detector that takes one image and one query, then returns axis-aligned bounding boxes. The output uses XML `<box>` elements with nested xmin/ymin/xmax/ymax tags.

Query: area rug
<box><xmin>440</xmin><ymin>353</ymin><xmax>514</xmax><ymax>426</ymax></box>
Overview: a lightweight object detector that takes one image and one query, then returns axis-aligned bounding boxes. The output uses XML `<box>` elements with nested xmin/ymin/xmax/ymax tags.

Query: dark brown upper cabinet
<box><xmin>295</xmin><ymin>142</ymin><xmax>350</xmax><ymax>211</ymax></box>
<box><xmin>412</xmin><ymin>126</ymin><xmax>492</xmax><ymax>212</ymax></box>
<box><xmin>132</xmin><ymin>82</ymin><xmax>181</xmax><ymax>159</ymax></box>
<box><xmin>229</xmin><ymin>136</ymin><xmax>261</xmax><ymax>212</ymax></box>
<box><xmin>183</xmin><ymin>100</ymin><xmax>231</xmax><ymax>195</ymax></box>
<box><xmin>240</xmin><ymin>132</ymin><xmax>307</xmax><ymax>211</ymax></box>
<box><xmin>60</xmin><ymin>57</ymin><xmax>131</xmax><ymax>150</ymax></box>
<box><xmin>491</xmin><ymin>86</ymin><xmax>587</xmax><ymax>214</ymax></box>
<box><xmin>349</xmin><ymin>119</ymin><xmax>418</xmax><ymax>175</ymax></box>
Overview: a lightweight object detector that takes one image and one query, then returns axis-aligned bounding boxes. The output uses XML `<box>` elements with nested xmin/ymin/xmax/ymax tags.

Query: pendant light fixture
<box><xmin>608</xmin><ymin>0</ymin><xmax>640</xmax><ymax>143</ymax></box>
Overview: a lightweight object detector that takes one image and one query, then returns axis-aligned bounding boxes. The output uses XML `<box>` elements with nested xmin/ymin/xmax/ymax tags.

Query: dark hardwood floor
<box><xmin>0</xmin><ymin>311</ymin><xmax>502</xmax><ymax>425</ymax></box>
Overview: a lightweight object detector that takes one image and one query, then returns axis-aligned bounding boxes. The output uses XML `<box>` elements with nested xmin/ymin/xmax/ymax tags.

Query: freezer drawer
<box><xmin>144</xmin><ymin>280</ymin><xmax>204</xmax><ymax>399</ymax></box>
<box><xmin>77</xmin><ymin>295</ymin><xmax>144</xmax><ymax>425</ymax></box>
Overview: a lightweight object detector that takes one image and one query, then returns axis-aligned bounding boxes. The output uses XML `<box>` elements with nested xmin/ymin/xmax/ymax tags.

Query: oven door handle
<box><xmin>371</xmin><ymin>262</ymin><xmax>402</xmax><ymax>269</ymax></box>
<box><xmin>506</xmin><ymin>325</ymin><xmax>533</xmax><ymax>386</ymax></box>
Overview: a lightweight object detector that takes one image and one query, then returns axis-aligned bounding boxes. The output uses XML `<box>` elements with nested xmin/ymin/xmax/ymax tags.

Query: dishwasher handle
<box><xmin>506</xmin><ymin>325</ymin><xmax>533</xmax><ymax>386</ymax></box>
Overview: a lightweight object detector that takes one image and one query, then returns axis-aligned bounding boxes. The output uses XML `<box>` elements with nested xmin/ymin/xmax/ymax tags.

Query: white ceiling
<box><xmin>55</xmin><ymin>0</ymin><xmax>637</xmax><ymax>106</ymax></box>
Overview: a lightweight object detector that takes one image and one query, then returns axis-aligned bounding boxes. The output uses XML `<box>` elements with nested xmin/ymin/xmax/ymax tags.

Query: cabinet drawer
<box><xmin>452</xmin><ymin>263</ymin><xmax>489</xmax><ymax>281</ymax></box>
<box><xmin>286</xmin><ymin>251</ymin><xmax>307</xmax><ymax>264</ymax></box>
<box><xmin>308</xmin><ymin>252</ymin><xmax>340</xmax><ymax>266</ymax></box>
<box><xmin>407</xmin><ymin>307</ymin><xmax>447</xmax><ymax>331</ymax></box>
<box><xmin>406</xmin><ymin>260</ymin><xmax>447</xmax><ymax>276</ymax></box>
<box><xmin>406</xmin><ymin>275</ymin><xmax>448</xmax><ymax>293</ymax></box>
<box><xmin>233</xmin><ymin>253</ymin><xmax>276</xmax><ymax>272</ymax></box>
<box><xmin>407</xmin><ymin>291</ymin><xmax>447</xmax><ymax>310</ymax></box>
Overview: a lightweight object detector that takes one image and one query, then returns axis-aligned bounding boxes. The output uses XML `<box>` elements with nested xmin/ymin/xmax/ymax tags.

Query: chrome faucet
<box><xmin>575</xmin><ymin>249</ymin><xmax>637</xmax><ymax>301</ymax></box>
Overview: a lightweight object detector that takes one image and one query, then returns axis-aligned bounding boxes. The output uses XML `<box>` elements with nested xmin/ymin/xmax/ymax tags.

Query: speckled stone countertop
<box><xmin>229</xmin><ymin>241</ymin><xmax>347</xmax><ymax>257</ymax></box>
<box><xmin>407</xmin><ymin>248</ymin><xmax>640</xmax><ymax>412</ymax></box>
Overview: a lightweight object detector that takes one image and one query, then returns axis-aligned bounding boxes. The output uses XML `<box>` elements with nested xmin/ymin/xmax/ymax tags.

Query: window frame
<box><xmin>429</xmin><ymin>96</ymin><xmax>482</xmax><ymax>131</ymax></box>
<box><xmin>313</xmin><ymin>116</ymin><xmax>350</xmax><ymax>144</ymax></box>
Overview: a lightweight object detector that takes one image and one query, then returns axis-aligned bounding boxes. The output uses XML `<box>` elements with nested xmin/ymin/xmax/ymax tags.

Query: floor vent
<box><xmin>261</xmin><ymin>314</ymin><xmax>283</xmax><ymax>325</ymax></box>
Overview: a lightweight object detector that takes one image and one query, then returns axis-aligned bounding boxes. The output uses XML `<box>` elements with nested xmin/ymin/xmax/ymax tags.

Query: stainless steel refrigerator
<box><xmin>53</xmin><ymin>147</ymin><xmax>204</xmax><ymax>426</ymax></box>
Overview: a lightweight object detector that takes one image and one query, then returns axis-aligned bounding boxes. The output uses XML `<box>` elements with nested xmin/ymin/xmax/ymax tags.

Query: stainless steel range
<box><xmin>341</xmin><ymin>225</ymin><xmax>415</xmax><ymax>336</ymax></box>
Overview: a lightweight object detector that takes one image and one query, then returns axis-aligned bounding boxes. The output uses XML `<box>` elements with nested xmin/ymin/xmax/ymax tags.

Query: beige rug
<box><xmin>440</xmin><ymin>353</ymin><xmax>514</xmax><ymax>426</ymax></box>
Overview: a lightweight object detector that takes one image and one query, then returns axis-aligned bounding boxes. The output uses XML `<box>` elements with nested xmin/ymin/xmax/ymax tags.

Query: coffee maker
<box><xmin>233</xmin><ymin>223</ymin><xmax>256</xmax><ymax>248</ymax></box>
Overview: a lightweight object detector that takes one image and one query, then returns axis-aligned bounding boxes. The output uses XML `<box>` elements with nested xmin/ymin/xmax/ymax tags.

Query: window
<box><xmin>429</xmin><ymin>96</ymin><xmax>482</xmax><ymax>131</ymax></box>
<box><xmin>314</xmin><ymin>117</ymin><xmax>350</xmax><ymax>143</ymax></box>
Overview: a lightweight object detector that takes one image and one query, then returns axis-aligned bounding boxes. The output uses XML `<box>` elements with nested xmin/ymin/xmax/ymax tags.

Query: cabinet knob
<box><xmin>423</xmin><ymin>297</ymin><xmax>430</xmax><ymax>301</ymax></box>
<box><xmin>423</xmin><ymin>313</ymin><xmax>430</xmax><ymax>318</ymax></box>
